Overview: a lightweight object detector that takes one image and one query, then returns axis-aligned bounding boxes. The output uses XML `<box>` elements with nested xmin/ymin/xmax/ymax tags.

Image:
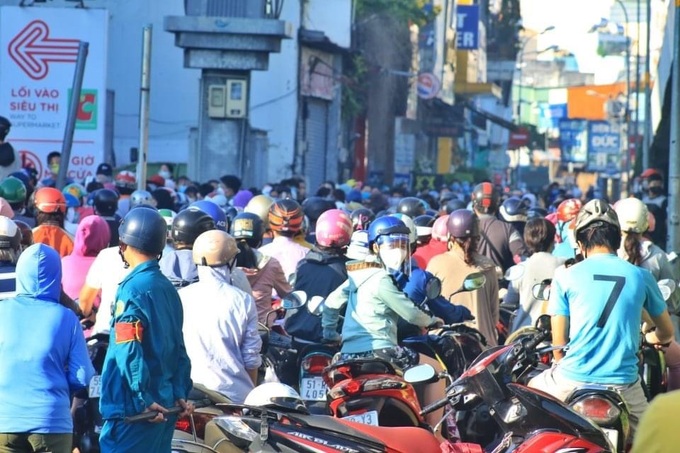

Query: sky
<box><xmin>519</xmin><ymin>0</ymin><xmax>622</xmax><ymax>81</ymax></box>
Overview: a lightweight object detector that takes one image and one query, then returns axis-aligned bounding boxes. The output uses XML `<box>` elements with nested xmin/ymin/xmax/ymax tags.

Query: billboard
<box><xmin>0</xmin><ymin>6</ymin><xmax>108</xmax><ymax>182</ymax></box>
<box><xmin>587</xmin><ymin>120</ymin><xmax>622</xmax><ymax>174</ymax></box>
<box><xmin>559</xmin><ymin>119</ymin><xmax>588</xmax><ymax>163</ymax></box>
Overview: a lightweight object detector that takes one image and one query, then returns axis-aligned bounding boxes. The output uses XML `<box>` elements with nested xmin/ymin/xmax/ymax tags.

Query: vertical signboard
<box><xmin>456</xmin><ymin>5</ymin><xmax>479</xmax><ymax>50</ymax></box>
<box><xmin>559</xmin><ymin>119</ymin><xmax>588</xmax><ymax>163</ymax></box>
<box><xmin>0</xmin><ymin>7</ymin><xmax>108</xmax><ymax>182</ymax></box>
<box><xmin>587</xmin><ymin>120</ymin><xmax>622</xmax><ymax>174</ymax></box>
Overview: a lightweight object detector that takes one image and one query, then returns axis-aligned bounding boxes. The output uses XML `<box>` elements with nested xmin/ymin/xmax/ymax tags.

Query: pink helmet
<box><xmin>315</xmin><ymin>209</ymin><xmax>352</xmax><ymax>248</ymax></box>
<box><xmin>431</xmin><ymin>215</ymin><xmax>449</xmax><ymax>242</ymax></box>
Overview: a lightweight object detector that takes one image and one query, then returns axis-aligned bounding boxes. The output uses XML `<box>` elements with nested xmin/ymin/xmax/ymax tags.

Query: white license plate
<box><xmin>88</xmin><ymin>375</ymin><xmax>102</xmax><ymax>398</ymax></box>
<box><xmin>343</xmin><ymin>410</ymin><xmax>379</xmax><ymax>426</ymax></box>
<box><xmin>300</xmin><ymin>377</ymin><xmax>328</xmax><ymax>401</ymax></box>
<box><xmin>603</xmin><ymin>428</ymin><xmax>618</xmax><ymax>451</ymax></box>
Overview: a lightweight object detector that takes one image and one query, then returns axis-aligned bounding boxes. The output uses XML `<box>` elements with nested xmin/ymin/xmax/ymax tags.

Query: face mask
<box><xmin>159</xmin><ymin>170</ymin><xmax>171</xmax><ymax>179</ymax></box>
<box><xmin>649</xmin><ymin>186</ymin><xmax>663</xmax><ymax>195</ymax></box>
<box><xmin>379</xmin><ymin>247</ymin><xmax>407</xmax><ymax>271</ymax></box>
<box><xmin>178</xmin><ymin>184</ymin><xmax>187</xmax><ymax>193</ymax></box>
<box><xmin>66</xmin><ymin>207</ymin><xmax>78</xmax><ymax>224</ymax></box>
<box><xmin>49</xmin><ymin>164</ymin><xmax>59</xmax><ymax>175</ymax></box>
<box><xmin>217</xmin><ymin>186</ymin><xmax>226</xmax><ymax>196</ymax></box>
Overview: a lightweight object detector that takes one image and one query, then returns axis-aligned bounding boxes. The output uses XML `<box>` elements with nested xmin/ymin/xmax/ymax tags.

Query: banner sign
<box><xmin>559</xmin><ymin>119</ymin><xmax>588</xmax><ymax>164</ymax></box>
<box><xmin>456</xmin><ymin>5</ymin><xmax>479</xmax><ymax>50</ymax></box>
<box><xmin>0</xmin><ymin>6</ymin><xmax>108</xmax><ymax>182</ymax></box>
<box><xmin>587</xmin><ymin>120</ymin><xmax>622</xmax><ymax>174</ymax></box>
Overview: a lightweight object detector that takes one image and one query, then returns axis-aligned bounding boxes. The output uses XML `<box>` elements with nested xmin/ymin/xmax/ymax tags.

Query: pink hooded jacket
<box><xmin>61</xmin><ymin>216</ymin><xmax>111</xmax><ymax>300</ymax></box>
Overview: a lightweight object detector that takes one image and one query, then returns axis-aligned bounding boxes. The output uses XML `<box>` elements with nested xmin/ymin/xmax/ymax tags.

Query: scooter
<box><xmin>405</xmin><ymin>318</ymin><xmax>614</xmax><ymax>452</ymax></box>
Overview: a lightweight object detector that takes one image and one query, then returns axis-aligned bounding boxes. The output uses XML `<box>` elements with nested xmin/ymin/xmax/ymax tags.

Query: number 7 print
<box><xmin>593</xmin><ymin>275</ymin><xmax>626</xmax><ymax>328</ymax></box>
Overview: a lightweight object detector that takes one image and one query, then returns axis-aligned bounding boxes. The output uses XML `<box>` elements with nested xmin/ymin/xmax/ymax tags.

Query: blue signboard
<box><xmin>456</xmin><ymin>5</ymin><xmax>479</xmax><ymax>50</ymax></box>
<box><xmin>587</xmin><ymin>120</ymin><xmax>622</xmax><ymax>174</ymax></box>
<box><xmin>559</xmin><ymin>119</ymin><xmax>588</xmax><ymax>163</ymax></box>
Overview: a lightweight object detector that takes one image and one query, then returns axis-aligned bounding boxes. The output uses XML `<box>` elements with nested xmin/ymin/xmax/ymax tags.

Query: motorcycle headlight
<box><xmin>213</xmin><ymin>416</ymin><xmax>258</xmax><ymax>442</ymax></box>
<box><xmin>571</xmin><ymin>395</ymin><xmax>621</xmax><ymax>425</ymax></box>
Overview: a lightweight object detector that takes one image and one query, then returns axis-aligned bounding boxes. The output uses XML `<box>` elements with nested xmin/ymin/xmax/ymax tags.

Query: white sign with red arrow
<box><xmin>0</xmin><ymin>7</ymin><xmax>108</xmax><ymax>182</ymax></box>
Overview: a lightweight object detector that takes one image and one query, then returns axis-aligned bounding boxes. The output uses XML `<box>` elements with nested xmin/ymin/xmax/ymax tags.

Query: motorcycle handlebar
<box><xmin>419</xmin><ymin>397</ymin><xmax>450</xmax><ymax>416</ymax></box>
<box><xmin>124</xmin><ymin>400</ymin><xmax>209</xmax><ymax>423</ymax></box>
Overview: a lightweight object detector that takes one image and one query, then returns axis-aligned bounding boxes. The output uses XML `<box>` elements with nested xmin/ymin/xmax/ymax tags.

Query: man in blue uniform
<box><xmin>99</xmin><ymin>206</ymin><xmax>193</xmax><ymax>452</ymax></box>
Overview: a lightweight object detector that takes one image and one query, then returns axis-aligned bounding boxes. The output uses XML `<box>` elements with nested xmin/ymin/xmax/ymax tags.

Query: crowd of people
<box><xmin>0</xmin><ymin>140</ymin><xmax>677</xmax><ymax>451</ymax></box>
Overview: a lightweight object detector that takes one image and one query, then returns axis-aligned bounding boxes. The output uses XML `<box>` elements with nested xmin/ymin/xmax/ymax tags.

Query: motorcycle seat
<box><xmin>337</xmin><ymin>419</ymin><xmax>445</xmax><ymax>452</ymax></box>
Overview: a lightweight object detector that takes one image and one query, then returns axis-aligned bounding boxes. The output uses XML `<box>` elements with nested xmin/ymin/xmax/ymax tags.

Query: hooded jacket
<box><xmin>179</xmin><ymin>265</ymin><xmax>262</xmax><ymax>403</ymax></box>
<box><xmin>0</xmin><ymin>243</ymin><xmax>94</xmax><ymax>433</ymax></box>
<box><xmin>62</xmin><ymin>215</ymin><xmax>111</xmax><ymax>301</ymax></box>
<box><xmin>322</xmin><ymin>257</ymin><xmax>436</xmax><ymax>353</ymax></box>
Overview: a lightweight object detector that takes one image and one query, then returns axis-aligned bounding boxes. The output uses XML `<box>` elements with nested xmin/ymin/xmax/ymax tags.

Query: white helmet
<box><xmin>0</xmin><ymin>216</ymin><xmax>20</xmax><ymax>250</ymax></box>
<box><xmin>390</xmin><ymin>213</ymin><xmax>417</xmax><ymax>246</ymax></box>
<box><xmin>614</xmin><ymin>197</ymin><xmax>649</xmax><ymax>234</ymax></box>
<box><xmin>347</xmin><ymin>230</ymin><xmax>370</xmax><ymax>260</ymax></box>
<box><xmin>130</xmin><ymin>190</ymin><xmax>155</xmax><ymax>209</ymax></box>
<box><xmin>244</xmin><ymin>383</ymin><xmax>307</xmax><ymax>413</ymax></box>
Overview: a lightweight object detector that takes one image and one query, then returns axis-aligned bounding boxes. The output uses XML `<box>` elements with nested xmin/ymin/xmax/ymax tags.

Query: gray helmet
<box><xmin>573</xmin><ymin>198</ymin><xmax>620</xmax><ymax>238</ymax></box>
<box><xmin>447</xmin><ymin>209</ymin><xmax>479</xmax><ymax>238</ymax></box>
<box><xmin>130</xmin><ymin>189</ymin><xmax>154</xmax><ymax>209</ymax></box>
<box><xmin>118</xmin><ymin>206</ymin><xmax>166</xmax><ymax>255</ymax></box>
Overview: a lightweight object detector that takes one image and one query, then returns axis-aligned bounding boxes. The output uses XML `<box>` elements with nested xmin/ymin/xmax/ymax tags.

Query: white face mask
<box><xmin>159</xmin><ymin>170</ymin><xmax>171</xmax><ymax>179</ymax></box>
<box><xmin>66</xmin><ymin>207</ymin><xmax>78</xmax><ymax>224</ymax></box>
<box><xmin>379</xmin><ymin>247</ymin><xmax>407</xmax><ymax>271</ymax></box>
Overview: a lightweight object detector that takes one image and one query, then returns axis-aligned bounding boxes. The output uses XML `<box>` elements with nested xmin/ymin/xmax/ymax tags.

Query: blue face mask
<box><xmin>178</xmin><ymin>185</ymin><xmax>187</xmax><ymax>193</ymax></box>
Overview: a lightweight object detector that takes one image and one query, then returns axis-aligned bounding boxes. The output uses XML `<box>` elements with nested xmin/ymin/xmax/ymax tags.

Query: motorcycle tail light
<box><xmin>174</xmin><ymin>412</ymin><xmax>217</xmax><ymax>440</ymax></box>
<box><xmin>344</xmin><ymin>380</ymin><xmax>363</xmax><ymax>395</ymax></box>
<box><xmin>571</xmin><ymin>395</ymin><xmax>620</xmax><ymax>424</ymax></box>
<box><xmin>302</xmin><ymin>355</ymin><xmax>332</xmax><ymax>374</ymax></box>
<box><xmin>175</xmin><ymin>416</ymin><xmax>192</xmax><ymax>434</ymax></box>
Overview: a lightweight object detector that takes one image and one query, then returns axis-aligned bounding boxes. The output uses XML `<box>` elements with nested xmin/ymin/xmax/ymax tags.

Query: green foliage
<box><xmin>342</xmin><ymin>54</ymin><xmax>369</xmax><ymax>119</ymax></box>
<box><xmin>356</xmin><ymin>0</ymin><xmax>440</xmax><ymax>26</ymax></box>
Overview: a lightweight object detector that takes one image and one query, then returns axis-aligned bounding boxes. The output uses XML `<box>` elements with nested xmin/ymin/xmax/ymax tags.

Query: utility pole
<box><xmin>642</xmin><ymin>0</ymin><xmax>652</xmax><ymax>169</ymax></box>
<box><xmin>136</xmin><ymin>25</ymin><xmax>152</xmax><ymax>191</ymax></box>
<box><xmin>667</xmin><ymin>0</ymin><xmax>680</xmax><ymax>252</ymax></box>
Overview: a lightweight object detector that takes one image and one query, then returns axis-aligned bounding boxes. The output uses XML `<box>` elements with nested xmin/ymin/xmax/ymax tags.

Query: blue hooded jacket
<box><xmin>0</xmin><ymin>243</ymin><xmax>94</xmax><ymax>433</ymax></box>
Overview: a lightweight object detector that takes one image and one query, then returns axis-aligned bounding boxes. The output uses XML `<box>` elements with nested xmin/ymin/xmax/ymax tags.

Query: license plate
<box><xmin>88</xmin><ymin>375</ymin><xmax>102</xmax><ymax>398</ymax></box>
<box><xmin>603</xmin><ymin>428</ymin><xmax>618</xmax><ymax>451</ymax></box>
<box><xmin>343</xmin><ymin>410</ymin><xmax>379</xmax><ymax>426</ymax></box>
<box><xmin>300</xmin><ymin>377</ymin><xmax>328</xmax><ymax>401</ymax></box>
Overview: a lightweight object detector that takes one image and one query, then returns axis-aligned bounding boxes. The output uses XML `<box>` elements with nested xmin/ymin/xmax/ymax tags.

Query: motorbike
<box><xmin>405</xmin><ymin>316</ymin><xmax>614</xmax><ymax>452</ymax></box>
<box><xmin>323</xmin><ymin>273</ymin><xmax>487</xmax><ymax>431</ymax></box>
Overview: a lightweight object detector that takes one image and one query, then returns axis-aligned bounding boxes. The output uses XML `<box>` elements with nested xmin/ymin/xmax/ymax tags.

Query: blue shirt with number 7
<box><xmin>549</xmin><ymin>253</ymin><xmax>666</xmax><ymax>384</ymax></box>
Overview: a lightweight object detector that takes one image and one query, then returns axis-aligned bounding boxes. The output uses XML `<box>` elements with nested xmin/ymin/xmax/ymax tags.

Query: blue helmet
<box><xmin>190</xmin><ymin>200</ymin><xmax>228</xmax><ymax>231</ymax></box>
<box><xmin>118</xmin><ymin>206</ymin><xmax>166</xmax><ymax>256</ymax></box>
<box><xmin>367</xmin><ymin>216</ymin><xmax>410</xmax><ymax>247</ymax></box>
<box><xmin>64</xmin><ymin>193</ymin><xmax>80</xmax><ymax>208</ymax></box>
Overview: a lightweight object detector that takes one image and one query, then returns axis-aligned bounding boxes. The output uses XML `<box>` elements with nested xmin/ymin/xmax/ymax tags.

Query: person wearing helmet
<box><xmin>302</xmin><ymin>196</ymin><xmax>336</xmax><ymax>243</ymax></box>
<box><xmin>231</xmin><ymin>212</ymin><xmax>291</xmax><ymax>323</ymax></box>
<box><xmin>503</xmin><ymin>217</ymin><xmax>565</xmax><ymax>333</ymax></box>
<box><xmin>412</xmin><ymin>214</ymin><xmax>449</xmax><ymax>269</ymax></box>
<box><xmin>285</xmin><ymin>209</ymin><xmax>352</xmax><ymax>343</ymax></box>
<box><xmin>93</xmin><ymin>188</ymin><xmax>121</xmax><ymax>247</ymax></box>
<box><xmin>322</xmin><ymin>215</ymin><xmax>446</xmax><ymax>431</ymax></box>
<box><xmin>0</xmin><ymin>176</ymin><xmax>33</xmax><ymax>227</ymax></box>
<box><xmin>528</xmin><ymin>199</ymin><xmax>674</xmax><ymax>433</ymax></box>
<box><xmin>0</xmin><ymin>243</ymin><xmax>94</xmax><ymax>453</ymax></box>
<box><xmin>159</xmin><ymin>207</ymin><xmax>216</xmax><ymax>288</ymax></box>
<box><xmin>0</xmin><ymin>116</ymin><xmax>20</xmax><ymax>180</ymax></box>
<box><xmin>179</xmin><ymin>230</ymin><xmax>262</xmax><ymax>403</ymax></box>
<box><xmin>639</xmin><ymin>169</ymin><xmax>668</xmax><ymax>250</ymax></box>
<box><xmin>350</xmin><ymin>207</ymin><xmax>375</xmax><ymax>232</ymax></box>
<box><xmin>294</xmin><ymin>215</ymin><xmax>314</xmax><ymax>250</ymax></box>
<box><xmin>259</xmin><ymin>199</ymin><xmax>309</xmax><ymax>281</ymax></box>
<box><xmin>32</xmin><ymin>187</ymin><xmax>74</xmax><ymax>258</ymax></box>
<box><xmin>190</xmin><ymin>199</ymin><xmax>228</xmax><ymax>231</ymax></box>
<box><xmin>442</xmin><ymin>198</ymin><xmax>466</xmax><ymax>215</ymax></box>
<box><xmin>99</xmin><ymin>207</ymin><xmax>193</xmax><ymax>452</ymax></box>
<box><xmin>114</xmin><ymin>170</ymin><xmax>137</xmax><ymax>218</ymax></box>
<box><xmin>61</xmin><ymin>216</ymin><xmax>111</xmax><ymax>334</ymax></box>
<box><xmin>244</xmin><ymin>194</ymin><xmax>274</xmax><ymax>235</ymax></box>
<box><xmin>470</xmin><ymin>182</ymin><xmax>527</xmax><ymax>278</ymax></box>
<box><xmin>498</xmin><ymin>196</ymin><xmax>530</xmax><ymax>237</ymax></box>
<box><xmin>396</xmin><ymin>197</ymin><xmax>427</xmax><ymax>219</ymax></box>
<box><xmin>129</xmin><ymin>189</ymin><xmax>155</xmax><ymax>210</ymax></box>
<box><xmin>414</xmin><ymin>214</ymin><xmax>435</xmax><ymax>248</ymax></box>
<box><xmin>346</xmin><ymin>230</ymin><xmax>370</xmax><ymax>260</ymax></box>
<box><xmin>552</xmin><ymin>198</ymin><xmax>582</xmax><ymax>260</ymax></box>
<box><xmin>158</xmin><ymin>208</ymin><xmax>176</xmax><ymax>254</ymax></box>
<box><xmin>0</xmin><ymin>216</ymin><xmax>22</xmax><ymax>298</ymax></box>
<box><xmin>427</xmin><ymin>209</ymin><xmax>500</xmax><ymax>347</ymax></box>
<box><xmin>13</xmin><ymin>219</ymin><xmax>33</xmax><ymax>251</ymax></box>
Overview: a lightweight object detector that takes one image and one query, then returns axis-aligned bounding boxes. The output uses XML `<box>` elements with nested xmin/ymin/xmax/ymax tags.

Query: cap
<box><xmin>148</xmin><ymin>175</ymin><xmax>165</xmax><ymax>187</ymax></box>
<box><xmin>96</xmin><ymin>163</ymin><xmax>113</xmax><ymax>177</ymax></box>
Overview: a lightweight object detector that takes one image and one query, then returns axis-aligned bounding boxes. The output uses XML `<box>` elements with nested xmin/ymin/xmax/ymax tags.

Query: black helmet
<box><xmin>231</xmin><ymin>212</ymin><xmax>264</xmax><ymax>247</ymax></box>
<box><xmin>527</xmin><ymin>207</ymin><xmax>549</xmax><ymax>220</ymax></box>
<box><xmin>499</xmin><ymin>197</ymin><xmax>529</xmax><ymax>223</ymax></box>
<box><xmin>471</xmin><ymin>182</ymin><xmax>499</xmax><ymax>214</ymax></box>
<box><xmin>350</xmin><ymin>207</ymin><xmax>375</xmax><ymax>231</ymax></box>
<box><xmin>397</xmin><ymin>197</ymin><xmax>427</xmax><ymax>218</ymax></box>
<box><xmin>0</xmin><ymin>116</ymin><xmax>10</xmax><ymax>139</ymax></box>
<box><xmin>172</xmin><ymin>207</ymin><xmax>216</xmax><ymax>245</ymax></box>
<box><xmin>447</xmin><ymin>209</ymin><xmax>479</xmax><ymax>239</ymax></box>
<box><xmin>93</xmin><ymin>189</ymin><xmax>119</xmax><ymax>216</ymax></box>
<box><xmin>414</xmin><ymin>214</ymin><xmax>436</xmax><ymax>241</ymax></box>
<box><xmin>118</xmin><ymin>206</ymin><xmax>167</xmax><ymax>256</ymax></box>
<box><xmin>444</xmin><ymin>198</ymin><xmax>467</xmax><ymax>214</ymax></box>
<box><xmin>223</xmin><ymin>206</ymin><xmax>239</xmax><ymax>232</ymax></box>
<box><xmin>302</xmin><ymin>196</ymin><xmax>336</xmax><ymax>223</ymax></box>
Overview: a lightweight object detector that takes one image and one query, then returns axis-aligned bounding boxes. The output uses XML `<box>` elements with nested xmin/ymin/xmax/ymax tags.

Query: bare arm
<box><xmin>649</xmin><ymin>310</ymin><xmax>674</xmax><ymax>345</ymax></box>
<box><xmin>79</xmin><ymin>284</ymin><xmax>100</xmax><ymax>317</ymax></box>
<box><xmin>247</xmin><ymin>368</ymin><xmax>258</xmax><ymax>385</ymax></box>
<box><xmin>551</xmin><ymin>315</ymin><xmax>569</xmax><ymax>362</ymax></box>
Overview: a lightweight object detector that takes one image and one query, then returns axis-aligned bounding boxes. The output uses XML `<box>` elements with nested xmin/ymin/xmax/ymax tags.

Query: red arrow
<box><xmin>8</xmin><ymin>20</ymin><xmax>79</xmax><ymax>81</ymax></box>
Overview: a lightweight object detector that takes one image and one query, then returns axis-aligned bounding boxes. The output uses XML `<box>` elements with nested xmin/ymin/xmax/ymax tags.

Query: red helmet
<box><xmin>431</xmin><ymin>215</ymin><xmax>449</xmax><ymax>242</ymax></box>
<box><xmin>471</xmin><ymin>182</ymin><xmax>499</xmax><ymax>214</ymax></box>
<box><xmin>556</xmin><ymin>198</ymin><xmax>582</xmax><ymax>223</ymax></box>
<box><xmin>640</xmin><ymin>168</ymin><xmax>662</xmax><ymax>179</ymax></box>
<box><xmin>34</xmin><ymin>187</ymin><xmax>66</xmax><ymax>214</ymax></box>
<box><xmin>315</xmin><ymin>209</ymin><xmax>352</xmax><ymax>248</ymax></box>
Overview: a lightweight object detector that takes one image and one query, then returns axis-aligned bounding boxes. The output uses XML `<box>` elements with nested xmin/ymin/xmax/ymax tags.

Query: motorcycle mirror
<box><xmin>425</xmin><ymin>276</ymin><xmax>442</xmax><ymax>300</ymax></box>
<box><xmin>287</xmin><ymin>272</ymin><xmax>297</xmax><ymax>286</ymax></box>
<box><xmin>504</xmin><ymin>264</ymin><xmax>525</xmax><ymax>282</ymax></box>
<box><xmin>463</xmin><ymin>272</ymin><xmax>487</xmax><ymax>291</ymax></box>
<box><xmin>281</xmin><ymin>290</ymin><xmax>307</xmax><ymax>310</ymax></box>
<box><xmin>658</xmin><ymin>279</ymin><xmax>676</xmax><ymax>302</ymax></box>
<box><xmin>535</xmin><ymin>314</ymin><xmax>552</xmax><ymax>332</ymax></box>
<box><xmin>403</xmin><ymin>364</ymin><xmax>437</xmax><ymax>384</ymax></box>
<box><xmin>531</xmin><ymin>279</ymin><xmax>552</xmax><ymax>301</ymax></box>
<box><xmin>308</xmin><ymin>296</ymin><xmax>325</xmax><ymax>315</ymax></box>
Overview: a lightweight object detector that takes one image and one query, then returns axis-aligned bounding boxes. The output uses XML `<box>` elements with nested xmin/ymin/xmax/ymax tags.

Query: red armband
<box><xmin>115</xmin><ymin>321</ymin><xmax>144</xmax><ymax>344</ymax></box>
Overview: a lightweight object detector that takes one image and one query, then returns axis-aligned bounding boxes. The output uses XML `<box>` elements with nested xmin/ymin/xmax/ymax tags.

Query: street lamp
<box><xmin>516</xmin><ymin>26</ymin><xmax>555</xmax><ymax>124</ymax></box>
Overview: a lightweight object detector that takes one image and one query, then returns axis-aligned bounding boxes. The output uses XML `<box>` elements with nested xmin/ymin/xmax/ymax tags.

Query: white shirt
<box><xmin>179</xmin><ymin>265</ymin><xmax>262</xmax><ymax>403</ymax></box>
<box><xmin>85</xmin><ymin>246</ymin><xmax>131</xmax><ymax>334</ymax></box>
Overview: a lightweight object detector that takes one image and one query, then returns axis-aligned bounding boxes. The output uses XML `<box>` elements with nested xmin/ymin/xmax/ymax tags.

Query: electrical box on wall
<box><xmin>226</xmin><ymin>79</ymin><xmax>248</xmax><ymax>118</ymax></box>
<box><xmin>208</xmin><ymin>85</ymin><xmax>226</xmax><ymax>118</ymax></box>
